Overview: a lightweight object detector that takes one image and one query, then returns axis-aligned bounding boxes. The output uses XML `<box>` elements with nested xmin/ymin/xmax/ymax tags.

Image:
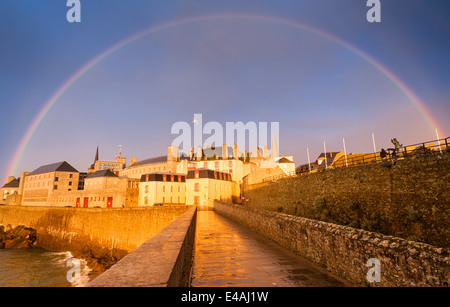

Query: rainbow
<box><xmin>4</xmin><ymin>13</ymin><xmax>445</xmax><ymax>182</ymax></box>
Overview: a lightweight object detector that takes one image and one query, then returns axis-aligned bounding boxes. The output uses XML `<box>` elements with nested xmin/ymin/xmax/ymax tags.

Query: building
<box><xmin>186</xmin><ymin>169</ymin><xmax>233</xmax><ymax>210</ymax></box>
<box><xmin>2</xmin><ymin>133</ymin><xmax>295</xmax><ymax>208</ymax></box>
<box><xmin>275</xmin><ymin>157</ymin><xmax>296</xmax><ymax>175</ymax></box>
<box><xmin>75</xmin><ymin>169</ymin><xmax>139</xmax><ymax>208</ymax></box>
<box><xmin>87</xmin><ymin>146</ymin><xmax>127</xmax><ymax>175</ymax></box>
<box><xmin>1</xmin><ymin>177</ymin><xmax>20</xmax><ymax>204</ymax></box>
<box><xmin>138</xmin><ymin>173</ymin><xmax>186</xmax><ymax>207</ymax></box>
<box><xmin>179</xmin><ymin>157</ymin><xmax>251</xmax><ymax>203</ymax></box>
<box><xmin>21</xmin><ymin>161</ymin><xmax>79</xmax><ymax>207</ymax></box>
<box><xmin>119</xmin><ymin>146</ymin><xmax>179</xmax><ymax>179</ymax></box>
<box><xmin>297</xmin><ymin>152</ymin><xmax>345</xmax><ymax>174</ymax></box>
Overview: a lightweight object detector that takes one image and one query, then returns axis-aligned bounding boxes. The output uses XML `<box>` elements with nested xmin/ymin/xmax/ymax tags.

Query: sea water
<box><xmin>0</xmin><ymin>247</ymin><xmax>92</xmax><ymax>287</ymax></box>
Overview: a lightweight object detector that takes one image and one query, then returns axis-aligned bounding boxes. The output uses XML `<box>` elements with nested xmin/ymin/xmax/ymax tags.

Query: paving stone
<box><xmin>191</xmin><ymin>211</ymin><xmax>350</xmax><ymax>287</ymax></box>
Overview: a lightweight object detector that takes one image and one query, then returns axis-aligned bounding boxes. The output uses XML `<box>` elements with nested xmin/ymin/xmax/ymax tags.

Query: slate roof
<box><xmin>277</xmin><ymin>157</ymin><xmax>294</xmax><ymax>164</ymax></box>
<box><xmin>129</xmin><ymin>156</ymin><xmax>167</xmax><ymax>167</ymax></box>
<box><xmin>2</xmin><ymin>178</ymin><xmax>20</xmax><ymax>188</ymax></box>
<box><xmin>187</xmin><ymin>168</ymin><xmax>232</xmax><ymax>181</ymax></box>
<box><xmin>318</xmin><ymin>152</ymin><xmax>341</xmax><ymax>160</ymax></box>
<box><xmin>87</xmin><ymin>169</ymin><xmax>118</xmax><ymax>179</ymax></box>
<box><xmin>202</xmin><ymin>146</ymin><xmax>234</xmax><ymax>158</ymax></box>
<box><xmin>28</xmin><ymin>161</ymin><xmax>78</xmax><ymax>176</ymax></box>
<box><xmin>140</xmin><ymin>173</ymin><xmax>186</xmax><ymax>183</ymax></box>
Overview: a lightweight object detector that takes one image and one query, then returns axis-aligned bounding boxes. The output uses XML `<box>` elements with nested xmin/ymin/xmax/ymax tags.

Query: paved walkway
<box><xmin>191</xmin><ymin>211</ymin><xmax>350</xmax><ymax>287</ymax></box>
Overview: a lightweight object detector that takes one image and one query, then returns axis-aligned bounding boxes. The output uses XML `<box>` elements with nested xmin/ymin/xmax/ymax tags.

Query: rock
<box><xmin>0</xmin><ymin>225</ymin><xmax>4</xmax><ymax>249</ymax></box>
<box><xmin>0</xmin><ymin>225</ymin><xmax>37</xmax><ymax>249</ymax></box>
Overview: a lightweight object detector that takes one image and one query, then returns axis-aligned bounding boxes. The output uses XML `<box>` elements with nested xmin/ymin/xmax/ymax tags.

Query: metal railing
<box><xmin>296</xmin><ymin>136</ymin><xmax>449</xmax><ymax>175</ymax></box>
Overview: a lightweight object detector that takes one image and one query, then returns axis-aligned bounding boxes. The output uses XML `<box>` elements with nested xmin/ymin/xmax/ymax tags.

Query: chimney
<box><xmin>167</xmin><ymin>145</ymin><xmax>178</xmax><ymax>162</ymax></box>
<box><xmin>233</xmin><ymin>144</ymin><xmax>238</xmax><ymax>159</ymax></box>
<box><xmin>130</xmin><ymin>157</ymin><xmax>138</xmax><ymax>166</ymax></box>
<box><xmin>197</xmin><ymin>146</ymin><xmax>202</xmax><ymax>161</ymax></box>
<box><xmin>222</xmin><ymin>143</ymin><xmax>228</xmax><ymax>160</ymax></box>
<box><xmin>7</xmin><ymin>176</ymin><xmax>15</xmax><ymax>184</ymax></box>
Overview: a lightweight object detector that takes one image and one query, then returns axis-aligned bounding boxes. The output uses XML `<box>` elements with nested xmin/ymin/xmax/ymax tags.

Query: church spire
<box><xmin>90</xmin><ymin>145</ymin><xmax>99</xmax><ymax>169</ymax></box>
<box><xmin>94</xmin><ymin>145</ymin><xmax>99</xmax><ymax>162</ymax></box>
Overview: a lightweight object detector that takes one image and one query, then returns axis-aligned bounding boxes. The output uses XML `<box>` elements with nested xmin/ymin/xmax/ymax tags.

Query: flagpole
<box><xmin>372</xmin><ymin>133</ymin><xmax>377</xmax><ymax>162</ymax></box>
<box><xmin>343</xmin><ymin>138</ymin><xmax>348</xmax><ymax>167</ymax></box>
<box><xmin>324</xmin><ymin>141</ymin><xmax>328</xmax><ymax>169</ymax></box>
<box><xmin>307</xmin><ymin>147</ymin><xmax>311</xmax><ymax>174</ymax></box>
<box><xmin>436</xmin><ymin>128</ymin><xmax>442</xmax><ymax>153</ymax></box>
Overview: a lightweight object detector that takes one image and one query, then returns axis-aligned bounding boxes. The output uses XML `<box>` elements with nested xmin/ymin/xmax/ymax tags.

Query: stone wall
<box><xmin>0</xmin><ymin>205</ymin><xmax>192</xmax><ymax>272</ymax></box>
<box><xmin>89</xmin><ymin>206</ymin><xmax>197</xmax><ymax>287</ymax></box>
<box><xmin>244</xmin><ymin>153</ymin><xmax>450</xmax><ymax>248</ymax></box>
<box><xmin>214</xmin><ymin>201</ymin><xmax>449</xmax><ymax>287</ymax></box>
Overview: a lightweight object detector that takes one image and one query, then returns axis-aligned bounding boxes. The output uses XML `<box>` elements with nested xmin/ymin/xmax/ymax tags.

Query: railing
<box><xmin>262</xmin><ymin>171</ymin><xmax>297</xmax><ymax>182</ymax></box>
<box><xmin>297</xmin><ymin>137</ymin><xmax>449</xmax><ymax>175</ymax></box>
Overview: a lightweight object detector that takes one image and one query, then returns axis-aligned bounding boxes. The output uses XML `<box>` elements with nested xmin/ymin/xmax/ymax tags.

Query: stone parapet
<box><xmin>88</xmin><ymin>205</ymin><xmax>197</xmax><ymax>287</ymax></box>
<box><xmin>214</xmin><ymin>201</ymin><xmax>449</xmax><ymax>287</ymax></box>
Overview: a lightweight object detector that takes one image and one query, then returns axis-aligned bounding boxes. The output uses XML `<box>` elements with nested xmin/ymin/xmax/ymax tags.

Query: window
<box><xmin>145</xmin><ymin>185</ymin><xmax>149</xmax><ymax>193</ymax></box>
<box><xmin>69</xmin><ymin>174</ymin><xmax>73</xmax><ymax>178</ymax></box>
<box><xmin>163</xmin><ymin>175</ymin><xmax>167</xmax><ymax>182</ymax></box>
<box><xmin>69</xmin><ymin>181</ymin><xmax>72</xmax><ymax>186</ymax></box>
<box><xmin>194</xmin><ymin>183</ymin><xmax>199</xmax><ymax>192</ymax></box>
<box><xmin>144</xmin><ymin>197</ymin><xmax>148</xmax><ymax>205</ymax></box>
<box><xmin>195</xmin><ymin>171</ymin><xmax>199</xmax><ymax>179</ymax></box>
<box><xmin>55</xmin><ymin>177</ymin><xmax>59</xmax><ymax>182</ymax></box>
<box><xmin>163</xmin><ymin>186</ymin><xmax>165</xmax><ymax>192</ymax></box>
<box><xmin>194</xmin><ymin>196</ymin><xmax>200</xmax><ymax>205</ymax></box>
<box><xmin>54</xmin><ymin>185</ymin><xmax>58</xmax><ymax>190</ymax></box>
<box><xmin>171</xmin><ymin>186</ymin><xmax>173</xmax><ymax>192</ymax></box>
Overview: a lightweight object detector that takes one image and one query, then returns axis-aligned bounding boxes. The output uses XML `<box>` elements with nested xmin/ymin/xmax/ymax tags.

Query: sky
<box><xmin>0</xmin><ymin>0</ymin><xmax>449</xmax><ymax>181</ymax></box>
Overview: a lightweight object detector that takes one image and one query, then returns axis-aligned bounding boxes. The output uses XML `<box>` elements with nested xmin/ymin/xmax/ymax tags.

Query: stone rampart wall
<box><xmin>214</xmin><ymin>201</ymin><xmax>449</xmax><ymax>287</ymax></box>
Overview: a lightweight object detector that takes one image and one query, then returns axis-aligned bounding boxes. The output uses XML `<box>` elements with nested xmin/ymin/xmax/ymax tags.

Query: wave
<box><xmin>43</xmin><ymin>250</ymin><xmax>93</xmax><ymax>287</ymax></box>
